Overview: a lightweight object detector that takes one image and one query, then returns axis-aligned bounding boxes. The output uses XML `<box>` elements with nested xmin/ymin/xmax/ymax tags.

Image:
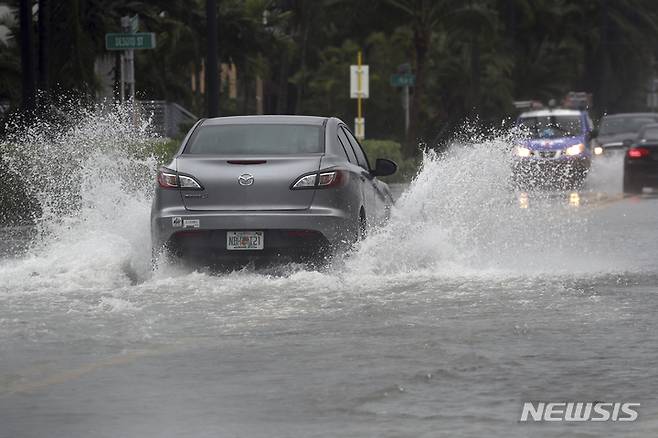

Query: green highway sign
<box><xmin>390</xmin><ymin>73</ymin><xmax>415</xmax><ymax>87</ymax></box>
<box><xmin>105</xmin><ymin>33</ymin><xmax>156</xmax><ymax>50</ymax></box>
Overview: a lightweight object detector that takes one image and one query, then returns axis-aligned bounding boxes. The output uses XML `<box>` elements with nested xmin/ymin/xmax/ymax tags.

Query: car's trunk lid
<box><xmin>175</xmin><ymin>155</ymin><xmax>322</xmax><ymax>211</ymax></box>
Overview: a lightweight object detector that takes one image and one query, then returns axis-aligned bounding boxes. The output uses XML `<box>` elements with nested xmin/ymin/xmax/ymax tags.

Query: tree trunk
<box><xmin>206</xmin><ymin>0</ymin><xmax>220</xmax><ymax>117</ymax></box>
<box><xmin>276</xmin><ymin>51</ymin><xmax>289</xmax><ymax>114</ymax></box>
<box><xmin>294</xmin><ymin>4</ymin><xmax>311</xmax><ymax>114</ymax></box>
<box><xmin>471</xmin><ymin>38</ymin><xmax>481</xmax><ymax>114</ymax></box>
<box><xmin>597</xmin><ymin>0</ymin><xmax>610</xmax><ymax>115</ymax></box>
<box><xmin>19</xmin><ymin>0</ymin><xmax>36</xmax><ymax>112</ymax></box>
<box><xmin>38</xmin><ymin>0</ymin><xmax>50</xmax><ymax>94</ymax></box>
<box><xmin>406</xmin><ymin>28</ymin><xmax>429</xmax><ymax>157</ymax></box>
<box><xmin>194</xmin><ymin>57</ymin><xmax>201</xmax><ymax>112</ymax></box>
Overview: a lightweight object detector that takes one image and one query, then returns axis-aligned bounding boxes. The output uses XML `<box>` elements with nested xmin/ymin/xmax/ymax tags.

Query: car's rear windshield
<box><xmin>517</xmin><ymin>115</ymin><xmax>582</xmax><ymax>139</ymax></box>
<box><xmin>600</xmin><ymin>116</ymin><xmax>657</xmax><ymax>136</ymax></box>
<box><xmin>185</xmin><ymin>124</ymin><xmax>324</xmax><ymax>155</ymax></box>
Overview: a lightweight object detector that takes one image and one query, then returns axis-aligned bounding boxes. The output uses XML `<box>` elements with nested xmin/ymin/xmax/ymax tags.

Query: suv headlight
<box><xmin>564</xmin><ymin>143</ymin><xmax>585</xmax><ymax>156</ymax></box>
<box><xmin>515</xmin><ymin>146</ymin><xmax>531</xmax><ymax>157</ymax></box>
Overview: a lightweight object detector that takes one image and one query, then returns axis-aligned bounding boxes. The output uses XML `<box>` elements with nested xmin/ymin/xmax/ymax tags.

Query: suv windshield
<box><xmin>518</xmin><ymin>115</ymin><xmax>582</xmax><ymax>139</ymax></box>
<box><xmin>599</xmin><ymin>116</ymin><xmax>657</xmax><ymax>136</ymax></box>
<box><xmin>186</xmin><ymin>124</ymin><xmax>323</xmax><ymax>155</ymax></box>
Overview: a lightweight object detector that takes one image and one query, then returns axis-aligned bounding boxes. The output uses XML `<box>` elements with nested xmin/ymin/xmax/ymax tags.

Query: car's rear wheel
<box><xmin>623</xmin><ymin>173</ymin><xmax>643</xmax><ymax>194</ymax></box>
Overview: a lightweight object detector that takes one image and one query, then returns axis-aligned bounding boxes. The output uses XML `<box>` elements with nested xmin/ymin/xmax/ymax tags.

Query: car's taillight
<box><xmin>291</xmin><ymin>170</ymin><xmax>346</xmax><ymax>190</ymax></box>
<box><xmin>157</xmin><ymin>168</ymin><xmax>203</xmax><ymax>189</ymax></box>
<box><xmin>627</xmin><ymin>147</ymin><xmax>650</xmax><ymax>159</ymax></box>
<box><xmin>157</xmin><ymin>169</ymin><xmax>178</xmax><ymax>188</ymax></box>
<box><xmin>318</xmin><ymin>171</ymin><xmax>344</xmax><ymax>187</ymax></box>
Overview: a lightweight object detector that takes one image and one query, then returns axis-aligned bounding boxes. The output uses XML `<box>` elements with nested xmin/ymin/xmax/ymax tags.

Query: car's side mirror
<box><xmin>589</xmin><ymin>128</ymin><xmax>599</xmax><ymax>139</ymax></box>
<box><xmin>371</xmin><ymin>158</ymin><xmax>397</xmax><ymax>177</ymax></box>
<box><xmin>622</xmin><ymin>139</ymin><xmax>633</xmax><ymax>148</ymax></box>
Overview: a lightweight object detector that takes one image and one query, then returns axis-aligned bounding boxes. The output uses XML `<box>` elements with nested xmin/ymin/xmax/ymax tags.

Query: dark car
<box><xmin>597</xmin><ymin>113</ymin><xmax>658</xmax><ymax>154</ymax></box>
<box><xmin>151</xmin><ymin>115</ymin><xmax>397</xmax><ymax>266</ymax></box>
<box><xmin>623</xmin><ymin>123</ymin><xmax>658</xmax><ymax>193</ymax></box>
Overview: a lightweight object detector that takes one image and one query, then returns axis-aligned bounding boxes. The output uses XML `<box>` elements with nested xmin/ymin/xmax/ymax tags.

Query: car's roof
<box><xmin>519</xmin><ymin>109</ymin><xmax>583</xmax><ymax>117</ymax></box>
<box><xmin>601</xmin><ymin>112</ymin><xmax>658</xmax><ymax>119</ymax></box>
<box><xmin>202</xmin><ymin>115</ymin><xmax>328</xmax><ymax>126</ymax></box>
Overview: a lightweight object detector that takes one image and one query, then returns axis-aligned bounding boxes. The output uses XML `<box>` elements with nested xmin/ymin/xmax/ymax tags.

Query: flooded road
<box><xmin>1</xmin><ymin>111</ymin><xmax>657</xmax><ymax>437</ymax></box>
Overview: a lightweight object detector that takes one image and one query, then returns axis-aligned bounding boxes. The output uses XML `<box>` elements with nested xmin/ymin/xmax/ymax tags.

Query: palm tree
<box><xmin>386</xmin><ymin>0</ymin><xmax>447</xmax><ymax>155</ymax></box>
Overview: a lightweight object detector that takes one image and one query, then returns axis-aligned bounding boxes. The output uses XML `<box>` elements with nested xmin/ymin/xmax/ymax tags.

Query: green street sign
<box><xmin>390</xmin><ymin>73</ymin><xmax>415</xmax><ymax>87</ymax></box>
<box><xmin>105</xmin><ymin>33</ymin><xmax>156</xmax><ymax>50</ymax></box>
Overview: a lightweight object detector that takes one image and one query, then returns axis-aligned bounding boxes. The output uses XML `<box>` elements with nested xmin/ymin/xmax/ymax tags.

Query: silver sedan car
<box><xmin>151</xmin><ymin>115</ymin><xmax>397</xmax><ymax>265</ymax></box>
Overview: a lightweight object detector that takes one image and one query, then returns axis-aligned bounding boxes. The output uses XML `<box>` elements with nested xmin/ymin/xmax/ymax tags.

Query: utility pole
<box><xmin>206</xmin><ymin>0</ymin><xmax>219</xmax><ymax>117</ymax></box>
<box><xmin>19</xmin><ymin>0</ymin><xmax>36</xmax><ymax>112</ymax></box>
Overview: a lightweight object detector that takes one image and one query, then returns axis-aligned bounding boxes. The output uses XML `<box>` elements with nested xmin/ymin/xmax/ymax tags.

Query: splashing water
<box><xmin>0</xmin><ymin>107</ymin><xmax>628</xmax><ymax>296</ymax></box>
<box><xmin>0</xmin><ymin>104</ymin><xmax>159</xmax><ymax>292</ymax></box>
<box><xmin>348</xmin><ymin>130</ymin><xmax>605</xmax><ymax>277</ymax></box>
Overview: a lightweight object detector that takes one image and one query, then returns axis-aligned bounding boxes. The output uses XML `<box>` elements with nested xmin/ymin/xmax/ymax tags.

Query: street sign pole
<box><xmin>120</xmin><ymin>16</ymin><xmax>129</xmax><ymax>102</ymax></box>
<box><xmin>349</xmin><ymin>52</ymin><xmax>368</xmax><ymax>139</ymax></box>
<box><xmin>106</xmin><ymin>21</ymin><xmax>155</xmax><ymax>104</ymax></box>
<box><xmin>390</xmin><ymin>65</ymin><xmax>415</xmax><ymax>139</ymax></box>
<box><xmin>404</xmin><ymin>84</ymin><xmax>409</xmax><ymax>136</ymax></box>
<box><xmin>116</xmin><ymin>15</ymin><xmax>143</xmax><ymax>102</ymax></box>
<box><xmin>127</xmin><ymin>48</ymin><xmax>135</xmax><ymax>99</ymax></box>
<box><xmin>119</xmin><ymin>53</ymin><xmax>125</xmax><ymax>102</ymax></box>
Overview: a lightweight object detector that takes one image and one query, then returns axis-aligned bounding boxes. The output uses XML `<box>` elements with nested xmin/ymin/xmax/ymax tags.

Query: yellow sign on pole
<box><xmin>350</xmin><ymin>51</ymin><xmax>368</xmax><ymax>140</ymax></box>
<box><xmin>354</xmin><ymin>117</ymin><xmax>365</xmax><ymax>139</ymax></box>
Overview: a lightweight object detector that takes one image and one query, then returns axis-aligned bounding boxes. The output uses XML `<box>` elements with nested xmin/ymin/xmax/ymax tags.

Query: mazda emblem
<box><xmin>238</xmin><ymin>173</ymin><xmax>254</xmax><ymax>186</ymax></box>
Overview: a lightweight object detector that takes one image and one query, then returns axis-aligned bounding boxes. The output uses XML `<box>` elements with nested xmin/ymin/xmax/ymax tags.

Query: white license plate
<box><xmin>226</xmin><ymin>231</ymin><xmax>264</xmax><ymax>250</ymax></box>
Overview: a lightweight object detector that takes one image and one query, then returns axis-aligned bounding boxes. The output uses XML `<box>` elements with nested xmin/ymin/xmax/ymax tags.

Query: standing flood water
<box><xmin>1</xmin><ymin>108</ymin><xmax>657</xmax><ymax>437</ymax></box>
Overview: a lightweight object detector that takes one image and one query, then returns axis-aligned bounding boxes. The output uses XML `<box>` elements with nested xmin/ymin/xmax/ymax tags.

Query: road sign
<box><xmin>390</xmin><ymin>73</ymin><xmax>415</xmax><ymax>87</ymax></box>
<box><xmin>354</xmin><ymin>117</ymin><xmax>365</xmax><ymax>140</ymax></box>
<box><xmin>350</xmin><ymin>65</ymin><xmax>369</xmax><ymax>98</ymax></box>
<box><xmin>105</xmin><ymin>33</ymin><xmax>156</xmax><ymax>50</ymax></box>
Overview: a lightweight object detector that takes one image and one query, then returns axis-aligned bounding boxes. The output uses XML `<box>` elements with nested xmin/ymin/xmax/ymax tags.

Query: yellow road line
<box><xmin>2</xmin><ymin>345</ymin><xmax>178</xmax><ymax>395</ymax></box>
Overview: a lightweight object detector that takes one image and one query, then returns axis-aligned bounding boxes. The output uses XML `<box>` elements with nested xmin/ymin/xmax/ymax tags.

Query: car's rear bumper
<box><xmin>151</xmin><ymin>206</ymin><xmax>356</xmax><ymax>256</ymax></box>
<box><xmin>166</xmin><ymin>229</ymin><xmax>331</xmax><ymax>263</ymax></box>
<box><xmin>624</xmin><ymin>161</ymin><xmax>658</xmax><ymax>186</ymax></box>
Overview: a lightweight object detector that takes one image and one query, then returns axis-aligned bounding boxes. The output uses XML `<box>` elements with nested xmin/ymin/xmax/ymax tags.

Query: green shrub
<box><xmin>361</xmin><ymin>139</ymin><xmax>419</xmax><ymax>183</ymax></box>
<box><xmin>150</xmin><ymin>138</ymin><xmax>181</xmax><ymax>163</ymax></box>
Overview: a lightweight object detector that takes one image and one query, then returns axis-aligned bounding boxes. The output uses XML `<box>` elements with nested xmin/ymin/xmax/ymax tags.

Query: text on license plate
<box><xmin>226</xmin><ymin>231</ymin><xmax>264</xmax><ymax>250</ymax></box>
